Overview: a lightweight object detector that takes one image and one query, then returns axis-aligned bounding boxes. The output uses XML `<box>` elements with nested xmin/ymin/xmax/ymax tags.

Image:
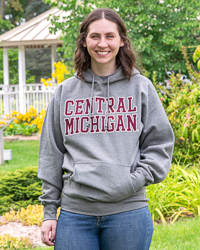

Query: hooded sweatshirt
<box><xmin>38</xmin><ymin>66</ymin><xmax>174</xmax><ymax>221</ymax></box>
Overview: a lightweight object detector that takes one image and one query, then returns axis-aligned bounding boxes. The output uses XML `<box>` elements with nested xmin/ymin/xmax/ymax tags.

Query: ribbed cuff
<box><xmin>43</xmin><ymin>204</ymin><xmax>58</xmax><ymax>221</ymax></box>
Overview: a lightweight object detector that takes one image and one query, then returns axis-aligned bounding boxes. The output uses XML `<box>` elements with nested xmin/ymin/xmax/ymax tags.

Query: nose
<box><xmin>98</xmin><ymin>37</ymin><xmax>108</xmax><ymax>48</ymax></box>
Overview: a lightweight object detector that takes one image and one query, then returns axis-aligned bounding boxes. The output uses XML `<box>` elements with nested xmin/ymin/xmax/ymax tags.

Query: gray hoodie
<box><xmin>38</xmin><ymin>66</ymin><xmax>174</xmax><ymax>221</ymax></box>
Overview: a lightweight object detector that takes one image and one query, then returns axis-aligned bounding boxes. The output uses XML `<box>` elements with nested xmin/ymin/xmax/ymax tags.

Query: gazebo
<box><xmin>0</xmin><ymin>7</ymin><xmax>70</xmax><ymax>115</ymax></box>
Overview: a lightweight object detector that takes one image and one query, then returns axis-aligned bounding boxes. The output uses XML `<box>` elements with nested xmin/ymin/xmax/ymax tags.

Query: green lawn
<box><xmin>1</xmin><ymin>140</ymin><xmax>40</xmax><ymax>173</ymax></box>
<box><xmin>150</xmin><ymin>216</ymin><xmax>200</xmax><ymax>249</ymax></box>
<box><xmin>24</xmin><ymin>217</ymin><xmax>200</xmax><ymax>250</ymax></box>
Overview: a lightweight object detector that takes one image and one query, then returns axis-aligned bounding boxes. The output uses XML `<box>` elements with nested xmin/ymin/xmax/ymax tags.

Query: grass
<box><xmin>21</xmin><ymin>217</ymin><xmax>200</xmax><ymax>250</ymax></box>
<box><xmin>150</xmin><ymin>216</ymin><xmax>200</xmax><ymax>249</ymax></box>
<box><xmin>0</xmin><ymin>140</ymin><xmax>40</xmax><ymax>173</ymax></box>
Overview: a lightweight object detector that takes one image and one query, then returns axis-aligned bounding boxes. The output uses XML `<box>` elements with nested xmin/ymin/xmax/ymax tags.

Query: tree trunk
<box><xmin>0</xmin><ymin>0</ymin><xmax>5</xmax><ymax>19</ymax></box>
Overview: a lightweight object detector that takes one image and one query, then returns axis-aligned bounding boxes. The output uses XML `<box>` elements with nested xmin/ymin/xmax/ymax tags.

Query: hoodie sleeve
<box><xmin>130</xmin><ymin>79</ymin><xmax>174</xmax><ymax>192</ymax></box>
<box><xmin>38</xmin><ymin>86</ymin><xmax>66</xmax><ymax>221</ymax></box>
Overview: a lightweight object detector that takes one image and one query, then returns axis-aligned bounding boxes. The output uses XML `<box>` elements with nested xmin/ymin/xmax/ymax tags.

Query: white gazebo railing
<box><xmin>0</xmin><ymin>84</ymin><xmax>57</xmax><ymax>116</ymax></box>
<box><xmin>0</xmin><ymin>7</ymin><xmax>71</xmax><ymax>117</ymax></box>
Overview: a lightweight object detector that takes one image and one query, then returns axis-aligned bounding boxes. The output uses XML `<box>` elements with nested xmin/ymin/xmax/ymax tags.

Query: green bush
<box><xmin>147</xmin><ymin>163</ymin><xmax>200</xmax><ymax>224</ymax></box>
<box><xmin>153</xmin><ymin>46</ymin><xmax>200</xmax><ymax>164</ymax></box>
<box><xmin>3</xmin><ymin>123</ymin><xmax>38</xmax><ymax>136</ymax></box>
<box><xmin>0</xmin><ymin>234</ymin><xmax>33</xmax><ymax>250</ymax></box>
<box><xmin>0</xmin><ymin>167</ymin><xmax>42</xmax><ymax>215</ymax></box>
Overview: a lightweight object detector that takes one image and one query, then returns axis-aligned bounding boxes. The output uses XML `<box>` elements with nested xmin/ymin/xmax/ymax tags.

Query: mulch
<box><xmin>0</xmin><ymin>216</ymin><xmax>45</xmax><ymax>247</ymax></box>
<box><xmin>3</xmin><ymin>135</ymin><xmax>41</xmax><ymax>141</ymax></box>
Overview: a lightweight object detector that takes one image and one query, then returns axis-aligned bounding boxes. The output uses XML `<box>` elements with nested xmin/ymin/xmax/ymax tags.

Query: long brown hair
<box><xmin>74</xmin><ymin>8</ymin><xmax>138</xmax><ymax>80</ymax></box>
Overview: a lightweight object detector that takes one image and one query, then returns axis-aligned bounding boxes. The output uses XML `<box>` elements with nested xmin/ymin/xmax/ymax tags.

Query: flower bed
<box><xmin>0</xmin><ymin>107</ymin><xmax>46</xmax><ymax>137</ymax></box>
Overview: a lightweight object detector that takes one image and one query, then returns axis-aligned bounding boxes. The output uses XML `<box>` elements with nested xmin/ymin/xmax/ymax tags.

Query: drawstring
<box><xmin>105</xmin><ymin>77</ymin><xmax>110</xmax><ymax>131</ymax></box>
<box><xmin>87</xmin><ymin>74</ymin><xmax>110</xmax><ymax>131</ymax></box>
<box><xmin>86</xmin><ymin>73</ymin><xmax>95</xmax><ymax>128</ymax></box>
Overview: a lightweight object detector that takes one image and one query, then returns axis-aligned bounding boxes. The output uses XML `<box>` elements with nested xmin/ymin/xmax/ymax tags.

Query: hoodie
<box><xmin>38</xmin><ymin>66</ymin><xmax>174</xmax><ymax>220</ymax></box>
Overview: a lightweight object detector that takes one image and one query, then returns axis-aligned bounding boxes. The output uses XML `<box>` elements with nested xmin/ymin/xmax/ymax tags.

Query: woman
<box><xmin>38</xmin><ymin>8</ymin><xmax>174</xmax><ymax>250</ymax></box>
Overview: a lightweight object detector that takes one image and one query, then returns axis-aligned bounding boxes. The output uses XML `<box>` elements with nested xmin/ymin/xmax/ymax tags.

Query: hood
<box><xmin>74</xmin><ymin>66</ymin><xmax>140</xmax><ymax>84</ymax></box>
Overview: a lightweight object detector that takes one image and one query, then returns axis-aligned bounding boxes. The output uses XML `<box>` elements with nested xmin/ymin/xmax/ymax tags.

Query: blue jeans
<box><xmin>54</xmin><ymin>206</ymin><xmax>154</xmax><ymax>250</ymax></box>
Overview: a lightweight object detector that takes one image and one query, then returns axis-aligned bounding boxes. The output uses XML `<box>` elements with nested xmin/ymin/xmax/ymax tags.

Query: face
<box><xmin>83</xmin><ymin>18</ymin><xmax>124</xmax><ymax>74</ymax></box>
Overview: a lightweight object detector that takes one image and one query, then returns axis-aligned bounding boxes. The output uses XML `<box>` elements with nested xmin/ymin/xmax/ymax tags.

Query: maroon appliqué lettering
<box><xmin>64</xmin><ymin>96</ymin><xmax>138</xmax><ymax>135</ymax></box>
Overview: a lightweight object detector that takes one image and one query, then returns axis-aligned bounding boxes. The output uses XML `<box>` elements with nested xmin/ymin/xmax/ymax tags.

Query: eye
<box><xmin>107</xmin><ymin>35</ymin><xmax>114</xmax><ymax>38</ymax></box>
<box><xmin>91</xmin><ymin>35</ymin><xmax>98</xmax><ymax>38</ymax></box>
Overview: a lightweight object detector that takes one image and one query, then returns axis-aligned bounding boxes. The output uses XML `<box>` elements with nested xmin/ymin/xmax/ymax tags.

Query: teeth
<box><xmin>97</xmin><ymin>51</ymin><xmax>109</xmax><ymax>55</ymax></box>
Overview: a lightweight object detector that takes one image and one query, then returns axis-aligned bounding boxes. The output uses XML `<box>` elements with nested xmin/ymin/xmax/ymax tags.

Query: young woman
<box><xmin>38</xmin><ymin>8</ymin><xmax>174</xmax><ymax>250</ymax></box>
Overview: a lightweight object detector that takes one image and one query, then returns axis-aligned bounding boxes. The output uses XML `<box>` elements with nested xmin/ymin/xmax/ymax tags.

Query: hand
<box><xmin>41</xmin><ymin>220</ymin><xmax>57</xmax><ymax>246</ymax></box>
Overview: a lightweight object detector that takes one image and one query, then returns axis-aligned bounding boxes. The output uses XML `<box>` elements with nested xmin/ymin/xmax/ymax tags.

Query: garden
<box><xmin>1</xmin><ymin>0</ymin><xmax>200</xmax><ymax>249</ymax></box>
<box><xmin>0</xmin><ymin>45</ymin><xmax>200</xmax><ymax>249</ymax></box>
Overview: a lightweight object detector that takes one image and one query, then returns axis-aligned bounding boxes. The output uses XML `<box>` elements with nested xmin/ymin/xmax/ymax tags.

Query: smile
<box><xmin>96</xmin><ymin>51</ymin><xmax>110</xmax><ymax>55</ymax></box>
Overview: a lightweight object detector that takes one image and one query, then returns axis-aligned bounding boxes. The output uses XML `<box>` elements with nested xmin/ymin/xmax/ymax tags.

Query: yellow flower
<box><xmin>51</xmin><ymin>73</ymin><xmax>56</xmax><ymax>78</ymax></box>
<box><xmin>9</xmin><ymin>124</ymin><xmax>13</xmax><ymax>128</ymax></box>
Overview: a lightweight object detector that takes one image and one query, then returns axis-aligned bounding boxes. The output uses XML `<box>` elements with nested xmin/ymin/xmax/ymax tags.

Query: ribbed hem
<box><xmin>61</xmin><ymin>187</ymin><xmax>149</xmax><ymax>216</ymax></box>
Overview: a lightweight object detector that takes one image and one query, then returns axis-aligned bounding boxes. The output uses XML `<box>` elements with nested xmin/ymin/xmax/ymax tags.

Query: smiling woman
<box><xmin>82</xmin><ymin>19</ymin><xmax>124</xmax><ymax>76</ymax></box>
<box><xmin>38</xmin><ymin>8</ymin><xmax>174</xmax><ymax>250</ymax></box>
<box><xmin>74</xmin><ymin>8</ymin><xmax>137</xmax><ymax>81</ymax></box>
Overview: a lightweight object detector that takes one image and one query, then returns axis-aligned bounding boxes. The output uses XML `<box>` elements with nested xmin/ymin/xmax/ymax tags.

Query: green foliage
<box><xmin>0</xmin><ymin>167</ymin><xmax>42</xmax><ymax>215</ymax></box>
<box><xmin>0</xmin><ymin>49</ymin><xmax>36</xmax><ymax>85</ymax></box>
<box><xmin>0</xmin><ymin>234</ymin><xmax>33</xmax><ymax>250</ymax></box>
<box><xmin>4</xmin><ymin>0</ymin><xmax>50</xmax><ymax>25</ymax></box>
<box><xmin>147</xmin><ymin>164</ymin><xmax>200</xmax><ymax>225</ymax></box>
<box><xmin>44</xmin><ymin>0</ymin><xmax>200</xmax><ymax>81</ymax></box>
<box><xmin>193</xmin><ymin>45</ymin><xmax>200</xmax><ymax>70</ymax></box>
<box><xmin>153</xmin><ymin>46</ymin><xmax>200</xmax><ymax>163</ymax></box>
<box><xmin>0</xmin><ymin>18</ymin><xmax>14</xmax><ymax>35</ymax></box>
<box><xmin>3</xmin><ymin>123</ymin><xmax>38</xmax><ymax>136</ymax></box>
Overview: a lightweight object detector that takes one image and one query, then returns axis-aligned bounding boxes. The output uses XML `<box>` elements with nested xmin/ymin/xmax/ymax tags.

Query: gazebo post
<box><xmin>51</xmin><ymin>44</ymin><xmax>57</xmax><ymax>83</ymax></box>
<box><xmin>3</xmin><ymin>48</ymin><xmax>9</xmax><ymax>115</ymax></box>
<box><xmin>18</xmin><ymin>45</ymin><xmax>26</xmax><ymax>114</ymax></box>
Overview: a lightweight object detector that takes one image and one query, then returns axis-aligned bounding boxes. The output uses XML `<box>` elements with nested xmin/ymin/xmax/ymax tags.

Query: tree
<box><xmin>0</xmin><ymin>0</ymin><xmax>52</xmax><ymax>84</ymax></box>
<box><xmin>3</xmin><ymin>0</ymin><xmax>50</xmax><ymax>25</ymax></box>
<box><xmin>43</xmin><ymin>0</ymin><xmax>200</xmax><ymax>81</ymax></box>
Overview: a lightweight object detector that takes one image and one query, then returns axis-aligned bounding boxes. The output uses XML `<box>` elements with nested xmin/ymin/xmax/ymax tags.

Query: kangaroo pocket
<box><xmin>63</xmin><ymin>162</ymin><xmax>135</xmax><ymax>202</ymax></box>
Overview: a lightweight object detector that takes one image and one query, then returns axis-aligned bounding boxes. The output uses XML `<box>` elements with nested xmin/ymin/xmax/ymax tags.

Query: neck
<box><xmin>90</xmin><ymin>61</ymin><xmax>117</xmax><ymax>76</ymax></box>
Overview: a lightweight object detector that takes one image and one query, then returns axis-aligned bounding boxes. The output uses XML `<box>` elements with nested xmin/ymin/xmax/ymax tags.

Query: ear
<box><xmin>83</xmin><ymin>41</ymin><xmax>87</xmax><ymax>47</ymax></box>
<box><xmin>120</xmin><ymin>39</ymin><xmax>124</xmax><ymax>47</ymax></box>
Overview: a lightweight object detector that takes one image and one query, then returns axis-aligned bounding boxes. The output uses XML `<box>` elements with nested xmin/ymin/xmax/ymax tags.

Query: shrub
<box><xmin>1</xmin><ymin>165</ymin><xmax>200</xmax><ymax>226</ymax></box>
<box><xmin>0</xmin><ymin>167</ymin><xmax>42</xmax><ymax>215</ymax></box>
<box><xmin>1</xmin><ymin>205</ymin><xmax>61</xmax><ymax>227</ymax></box>
<box><xmin>0</xmin><ymin>234</ymin><xmax>33</xmax><ymax>249</ymax></box>
<box><xmin>153</xmin><ymin>46</ymin><xmax>200</xmax><ymax>163</ymax></box>
<box><xmin>2</xmin><ymin>107</ymin><xmax>47</xmax><ymax>135</ymax></box>
<box><xmin>147</xmin><ymin>163</ymin><xmax>200</xmax><ymax>224</ymax></box>
<box><xmin>3</xmin><ymin>123</ymin><xmax>38</xmax><ymax>136</ymax></box>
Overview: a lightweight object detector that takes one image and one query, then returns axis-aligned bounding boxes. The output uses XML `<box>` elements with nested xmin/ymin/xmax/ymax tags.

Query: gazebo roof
<box><xmin>0</xmin><ymin>7</ymin><xmax>71</xmax><ymax>48</ymax></box>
